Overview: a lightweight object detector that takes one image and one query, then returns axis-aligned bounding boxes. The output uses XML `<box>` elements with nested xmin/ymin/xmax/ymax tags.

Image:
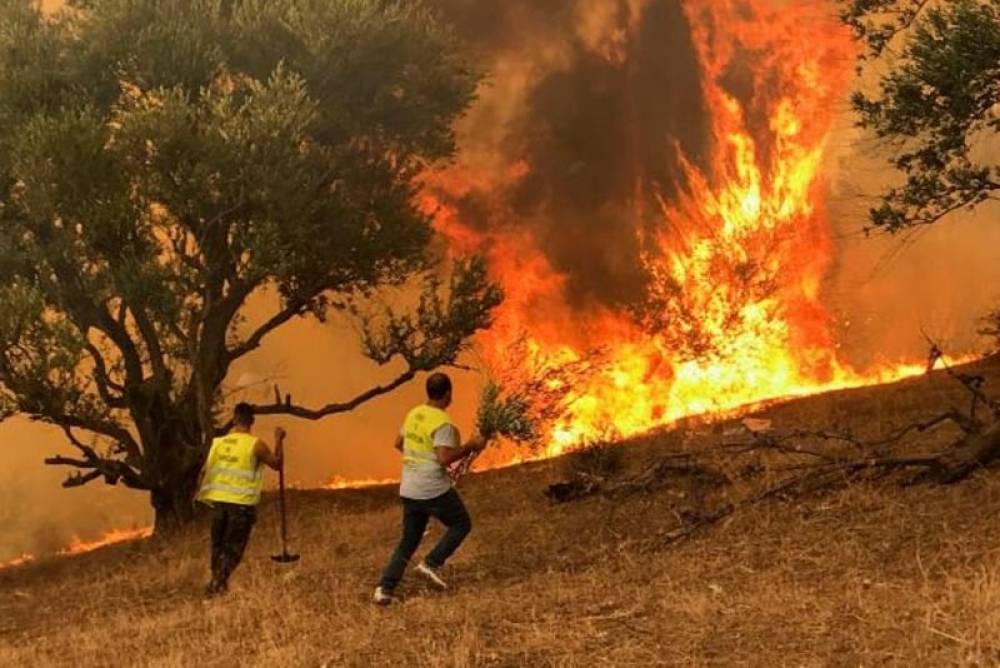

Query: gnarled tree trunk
<box><xmin>146</xmin><ymin>420</ymin><xmax>210</xmax><ymax>533</ymax></box>
<box><xmin>151</xmin><ymin>476</ymin><xmax>201</xmax><ymax>532</ymax></box>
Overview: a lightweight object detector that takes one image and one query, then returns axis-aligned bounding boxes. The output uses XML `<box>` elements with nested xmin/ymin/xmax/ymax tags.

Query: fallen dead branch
<box><xmin>545</xmin><ymin>455</ymin><xmax>728</xmax><ymax>503</ymax></box>
<box><xmin>730</xmin><ymin>344</ymin><xmax>1000</xmax><ymax>482</ymax></box>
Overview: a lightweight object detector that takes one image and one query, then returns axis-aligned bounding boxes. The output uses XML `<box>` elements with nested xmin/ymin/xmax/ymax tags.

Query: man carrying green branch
<box><xmin>373</xmin><ymin>372</ymin><xmax>486</xmax><ymax>605</ymax></box>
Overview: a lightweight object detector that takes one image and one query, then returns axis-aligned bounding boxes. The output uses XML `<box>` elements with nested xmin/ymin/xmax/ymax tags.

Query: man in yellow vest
<box><xmin>198</xmin><ymin>402</ymin><xmax>286</xmax><ymax>596</ymax></box>
<box><xmin>373</xmin><ymin>372</ymin><xmax>486</xmax><ymax>605</ymax></box>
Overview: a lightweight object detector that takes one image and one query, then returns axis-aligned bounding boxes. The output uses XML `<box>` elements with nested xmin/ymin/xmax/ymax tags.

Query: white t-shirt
<box><xmin>399</xmin><ymin>423</ymin><xmax>459</xmax><ymax>500</ymax></box>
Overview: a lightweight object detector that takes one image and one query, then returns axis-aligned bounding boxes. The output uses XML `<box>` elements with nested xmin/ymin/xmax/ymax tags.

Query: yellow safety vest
<box><xmin>402</xmin><ymin>405</ymin><xmax>453</xmax><ymax>471</ymax></box>
<box><xmin>197</xmin><ymin>432</ymin><xmax>263</xmax><ymax>506</ymax></box>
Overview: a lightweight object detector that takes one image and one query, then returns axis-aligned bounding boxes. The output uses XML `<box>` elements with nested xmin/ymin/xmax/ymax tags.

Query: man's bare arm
<box><xmin>255</xmin><ymin>427</ymin><xmax>287</xmax><ymax>471</ymax></box>
<box><xmin>436</xmin><ymin>430</ymin><xmax>486</xmax><ymax>467</ymax></box>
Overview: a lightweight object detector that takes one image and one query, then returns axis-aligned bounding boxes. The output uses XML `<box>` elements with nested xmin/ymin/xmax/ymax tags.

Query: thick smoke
<box><xmin>431</xmin><ymin>0</ymin><xmax>708</xmax><ymax>310</ymax></box>
<box><xmin>433</xmin><ymin>0</ymin><xmax>1000</xmax><ymax>361</ymax></box>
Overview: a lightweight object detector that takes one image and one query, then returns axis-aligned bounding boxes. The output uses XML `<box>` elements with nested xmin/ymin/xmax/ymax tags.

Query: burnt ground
<box><xmin>2</xmin><ymin>356</ymin><xmax>1000</xmax><ymax>666</ymax></box>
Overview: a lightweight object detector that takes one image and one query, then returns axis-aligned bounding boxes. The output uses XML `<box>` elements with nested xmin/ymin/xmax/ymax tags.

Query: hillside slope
<box><xmin>2</xmin><ymin>356</ymin><xmax>1000</xmax><ymax>666</ymax></box>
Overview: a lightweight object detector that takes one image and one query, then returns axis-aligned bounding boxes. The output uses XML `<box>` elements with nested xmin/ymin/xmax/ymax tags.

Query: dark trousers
<box><xmin>379</xmin><ymin>488</ymin><xmax>472</xmax><ymax>592</ymax></box>
<box><xmin>209</xmin><ymin>502</ymin><xmax>257</xmax><ymax>590</ymax></box>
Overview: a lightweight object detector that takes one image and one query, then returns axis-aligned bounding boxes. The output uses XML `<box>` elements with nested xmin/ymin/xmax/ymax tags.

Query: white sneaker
<box><xmin>415</xmin><ymin>562</ymin><xmax>448</xmax><ymax>590</ymax></box>
<box><xmin>372</xmin><ymin>586</ymin><xmax>394</xmax><ymax>606</ymax></box>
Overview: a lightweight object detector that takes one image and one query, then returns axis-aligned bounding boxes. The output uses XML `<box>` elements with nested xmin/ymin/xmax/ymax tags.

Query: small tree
<box><xmin>842</xmin><ymin>0</ymin><xmax>1000</xmax><ymax>231</ymax></box>
<box><xmin>0</xmin><ymin>0</ymin><xmax>501</xmax><ymax>530</ymax></box>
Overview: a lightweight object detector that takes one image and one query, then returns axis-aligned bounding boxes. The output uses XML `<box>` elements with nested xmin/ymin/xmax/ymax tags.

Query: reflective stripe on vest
<box><xmin>197</xmin><ymin>432</ymin><xmax>263</xmax><ymax>506</ymax></box>
<box><xmin>401</xmin><ymin>405</ymin><xmax>452</xmax><ymax>470</ymax></box>
<box><xmin>199</xmin><ymin>483</ymin><xmax>260</xmax><ymax>504</ymax></box>
<box><xmin>205</xmin><ymin>466</ymin><xmax>259</xmax><ymax>481</ymax></box>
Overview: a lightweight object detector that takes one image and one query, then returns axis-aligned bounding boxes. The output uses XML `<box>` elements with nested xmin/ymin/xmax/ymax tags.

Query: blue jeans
<box><xmin>379</xmin><ymin>488</ymin><xmax>472</xmax><ymax>592</ymax></box>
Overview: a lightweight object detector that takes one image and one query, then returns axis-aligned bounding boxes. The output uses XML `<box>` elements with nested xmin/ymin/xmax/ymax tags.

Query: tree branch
<box><xmin>927</xmin><ymin>337</ymin><xmax>1000</xmax><ymax>420</ymax></box>
<box><xmin>843</xmin><ymin>0</ymin><xmax>935</xmax><ymax>57</ymax></box>
<box><xmin>83</xmin><ymin>342</ymin><xmax>127</xmax><ymax>408</ymax></box>
<box><xmin>63</xmin><ymin>469</ymin><xmax>104</xmax><ymax>488</ymax></box>
<box><xmin>127</xmin><ymin>302</ymin><xmax>170</xmax><ymax>387</ymax></box>
<box><xmin>249</xmin><ymin>368</ymin><xmax>418</xmax><ymax>420</ymax></box>
<box><xmin>44</xmin><ymin>452</ymin><xmax>148</xmax><ymax>490</ymax></box>
<box><xmin>875</xmin><ymin>183</ymin><xmax>999</xmax><ymax>231</ymax></box>
<box><xmin>33</xmin><ymin>234</ymin><xmax>147</xmax><ymax>388</ymax></box>
<box><xmin>879</xmin><ymin>0</ymin><xmax>933</xmax><ymax>47</ymax></box>
<box><xmin>50</xmin><ymin>413</ymin><xmax>142</xmax><ymax>459</ymax></box>
<box><xmin>226</xmin><ymin>297</ymin><xmax>310</xmax><ymax>362</ymax></box>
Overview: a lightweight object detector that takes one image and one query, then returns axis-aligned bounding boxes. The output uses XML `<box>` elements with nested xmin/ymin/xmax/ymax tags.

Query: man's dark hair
<box><xmin>233</xmin><ymin>402</ymin><xmax>255</xmax><ymax>427</ymax></box>
<box><xmin>426</xmin><ymin>372</ymin><xmax>452</xmax><ymax>401</ymax></box>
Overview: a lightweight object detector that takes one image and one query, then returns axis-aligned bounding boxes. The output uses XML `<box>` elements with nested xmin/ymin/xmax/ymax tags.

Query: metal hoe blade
<box><xmin>271</xmin><ymin>551</ymin><xmax>300</xmax><ymax>563</ymax></box>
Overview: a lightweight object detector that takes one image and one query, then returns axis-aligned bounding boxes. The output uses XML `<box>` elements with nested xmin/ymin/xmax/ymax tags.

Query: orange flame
<box><xmin>323</xmin><ymin>475</ymin><xmax>397</xmax><ymax>490</ymax></box>
<box><xmin>423</xmin><ymin>1</ymin><xmax>962</xmax><ymax>460</ymax></box>
<box><xmin>58</xmin><ymin>527</ymin><xmax>153</xmax><ymax>556</ymax></box>
<box><xmin>0</xmin><ymin>554</ymin><xmax>36</xmax><ymax>570</ymax></box>
<box><xmin>0</xmin><ymin>527</ymin><xmax>152</xmax><ymax>570</ymax></box>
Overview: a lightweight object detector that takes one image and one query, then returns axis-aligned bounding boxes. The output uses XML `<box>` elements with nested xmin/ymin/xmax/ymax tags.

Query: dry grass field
<box><xmin>3</xmin><ymin>356</ymin><xmax>1000</xmax><ymax>667</ymax></box>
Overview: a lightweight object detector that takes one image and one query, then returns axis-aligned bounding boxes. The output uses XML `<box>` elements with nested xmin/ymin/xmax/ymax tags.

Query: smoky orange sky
<box><xmin>3</xmin><ymin>0</ymin><xmax>997</xmax><ymax>561</ymax></box>
<box><xmin>824</xmin><ymin>123</ymin><xmax>1000</xmax><ymax>365</ymax></box>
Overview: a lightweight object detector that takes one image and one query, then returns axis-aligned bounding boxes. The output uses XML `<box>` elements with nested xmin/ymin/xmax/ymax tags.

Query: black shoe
<box><xmin>205</xmin><ymin>579</ymin><xmax>228</xmax><ymax>598</ymax></box>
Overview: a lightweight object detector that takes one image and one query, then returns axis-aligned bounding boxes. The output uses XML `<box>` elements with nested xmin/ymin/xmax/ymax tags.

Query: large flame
<box><xmin>423</xmin><ymin>0</ymin><xmax>949</xmax><ymax>459</ymax></box>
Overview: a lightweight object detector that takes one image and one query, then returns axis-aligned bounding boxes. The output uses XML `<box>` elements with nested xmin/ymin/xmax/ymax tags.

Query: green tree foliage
<box><xmin>0</xmin><ymin>0</ymin><xmax>501</xmax><ymax>528</ymax></box>
<box><xmin>842</xmin><ymin>0</ymin><xmax>1000</xmax><ymax>231</ymax></box>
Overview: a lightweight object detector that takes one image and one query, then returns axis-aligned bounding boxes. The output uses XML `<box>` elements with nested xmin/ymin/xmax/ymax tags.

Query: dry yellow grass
<box><xmin>3</xmin><ymin>357</ymin><xmax>1000</xmax><ymax>666</ymax></box>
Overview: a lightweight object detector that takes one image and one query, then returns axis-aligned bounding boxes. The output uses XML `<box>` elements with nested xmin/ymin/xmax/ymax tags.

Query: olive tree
<box><xmin>0</xmin><ymin>0</ymin><xmax>501</xmax><ymax>529</ymax></box>
<box><xmin>842</xmin><ymin>0</ymin><xmax>1000</xmax><ymax>231</ymax></box>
